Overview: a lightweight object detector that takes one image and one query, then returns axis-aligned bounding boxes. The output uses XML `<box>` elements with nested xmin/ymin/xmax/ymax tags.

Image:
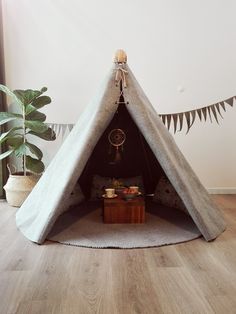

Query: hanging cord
<box><xmin>115</xmin><ymin>63</ymin><xmax>128</xmax><ymax>88</ymax></box>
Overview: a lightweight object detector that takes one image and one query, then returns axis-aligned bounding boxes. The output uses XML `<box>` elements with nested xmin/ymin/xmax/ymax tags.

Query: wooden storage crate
<box><xmin>103</xmin><ymin>196</ymin><xmax>145</xmax><ymax>223</ymax></box>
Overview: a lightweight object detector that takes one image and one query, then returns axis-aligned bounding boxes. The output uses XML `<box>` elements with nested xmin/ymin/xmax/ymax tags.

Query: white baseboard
<box><xmin>207</xmin><ymin>188</ymin><xmax>236</xmax><ymax>194</ymax></box>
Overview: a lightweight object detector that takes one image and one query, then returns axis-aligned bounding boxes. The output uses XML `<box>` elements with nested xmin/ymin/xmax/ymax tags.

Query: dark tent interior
<box><xmin>79</xmin><ymin>96</ymin><xmax>167</xmax><ymax>199</ymax></box>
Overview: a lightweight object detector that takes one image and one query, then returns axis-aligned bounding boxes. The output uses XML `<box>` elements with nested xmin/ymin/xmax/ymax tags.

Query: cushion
<box><xmin>90</xmin><ymin>175</ymin><xmax>113</xmax><ymax>200</ymax></box>
<box><xmin>90</xmin><ymin>175</ymin><xmax>144</xmax><ymax>200</ymax></box>
<box><xmin>153</xmin><ymin>175</ymin><xmax>187</xmax><ymax>212</ymax></box>
<box><xmin>68</xmin><ymin>183</ymin><xmax>85</xmax><ymax>207</ymax></box>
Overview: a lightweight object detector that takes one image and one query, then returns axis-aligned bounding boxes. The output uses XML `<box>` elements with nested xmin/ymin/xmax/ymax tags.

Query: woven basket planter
<box><xmin>4</xmin><ymin>172</ymin><xmax>40</xmax><ymax>207</ymax></box>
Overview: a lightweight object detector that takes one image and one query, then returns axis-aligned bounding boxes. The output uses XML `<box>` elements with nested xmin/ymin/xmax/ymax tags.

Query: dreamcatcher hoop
<box><xmin>108</xmin><ymin>129</ymin><xmax>126</xmax><ymax>163</ymax></box>
<box><xmin>108</xmin><ymin>129</ymin><xmax>126</xmax><ymax>147</ymax></box>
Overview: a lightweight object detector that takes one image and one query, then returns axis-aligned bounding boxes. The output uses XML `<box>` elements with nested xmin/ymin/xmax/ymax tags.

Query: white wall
<box><xmin>2</xmin><ymin>0</ymin><xmax>236</xmax><ymax>192</ymax></box>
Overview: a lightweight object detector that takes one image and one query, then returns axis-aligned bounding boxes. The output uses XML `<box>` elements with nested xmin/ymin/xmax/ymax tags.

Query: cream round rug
<box><xmin>48</xmin><ymin>201</ymin><xmax>201</xmax><ymax>248</ymax></box>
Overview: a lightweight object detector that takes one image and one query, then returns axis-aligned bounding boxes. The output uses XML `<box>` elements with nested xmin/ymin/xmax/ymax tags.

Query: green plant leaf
<box><xmin>0</xmin><ymin>127</ymin><xmax>23</xmax><ymax>144</ymax></box>
<box><xmin>13</xmin><ymin>89</ymin><xmax>43</xmax><ymax>106</ymax></box>
<box><xmin>31</xmin><ymin>96</ymin><xmax>51</xmax><ymax>109</ymax></box>
<box><xmin>0</xmin><ymin>112</ymin><xmax>23</xmax><ymax>125</ymax></box>
<box><xmin>25</xmin><ymin>142</ymin><xmax>43</xmax><ymax>160</ymax></box>
<box><xmin>40</xmin><ymin>87</ymin><xmax>47</xmax><ymax>93</ymax></box>
<box><xmin>28</xmin><ymin>127</ymin><xmax>56</xmax><ymax>141</ymax></box>
<box><xmin>26</xmin><ymin>155</ymin><xmax>45</xmax><ymax>174</ymax></box>
<box><xmin>25</xmin><ymin>104</ymin><xmax>37</xmax><ymax>115</ymax></box>
<box><xmin>0</xmin><ymin>149</ymin><xmax>14</xmax><ymax>160</ymax></box>
<box><xmin>0</xmin><ymin>84</ymin><xmax>23</xmax><ymax>107</ymax></box>
<box><xmin>25</xmin><ymin>120</ymin><xmax>48</xmax><ymax>133</ymax></box>
<box><xmin>14</xmin><ymin>143</ymin><xmax>27</xmax><ymax>157</ymax></box>
<box><xmin>26</xmin><ymin>110</ymin><xmax>46</xmax><ymax>122</ymax></box>
<box><xmin>7</xmin><ymin>136</ymin><xmax>24</xmax><ymax>148</ymax></box>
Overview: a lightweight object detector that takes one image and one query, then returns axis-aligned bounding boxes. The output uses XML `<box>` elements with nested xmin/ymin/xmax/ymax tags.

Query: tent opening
<box><xmin>78</xmin><ymin>99</ymin><xmax>180</xmax><ymax>204</ymax></box>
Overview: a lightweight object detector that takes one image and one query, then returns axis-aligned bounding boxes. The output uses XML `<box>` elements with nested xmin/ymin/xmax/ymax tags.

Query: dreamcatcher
<box><xmin>108</xmin><ymin>128</ymin><xmax>126</xmax><ymax>164</ymax></box>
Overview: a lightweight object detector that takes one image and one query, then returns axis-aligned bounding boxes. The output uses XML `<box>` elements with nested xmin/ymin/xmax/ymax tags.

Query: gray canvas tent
<box><xmin>16</xmin><ymin>52</ymin><xmax>226</xmax><ymax>244</ymax></box>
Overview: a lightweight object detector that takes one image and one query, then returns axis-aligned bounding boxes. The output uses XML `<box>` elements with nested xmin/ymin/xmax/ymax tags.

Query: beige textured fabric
<box><xmin>153</xmin><ymin>176</ymin><xmax>187</xmax><ymax>213</ymax></box>
<box><xmin>16</xmin><ymin>63</ymin><xmax>226</xmax><ymax>244</ymax></box>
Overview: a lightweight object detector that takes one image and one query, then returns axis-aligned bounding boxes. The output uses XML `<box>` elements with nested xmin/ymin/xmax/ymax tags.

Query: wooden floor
<box><xmin>0</xmin><ymin>195</ymin><xmax>236</xmax><ymax>314</ymax></box>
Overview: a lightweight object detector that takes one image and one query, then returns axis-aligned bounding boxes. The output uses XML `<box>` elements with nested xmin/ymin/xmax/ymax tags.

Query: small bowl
<box><xmin>123</xmin><ymin>193</ymin><xmax>136</xmax><ymax>201</ymax></box>
<box><xmin>115</xmin><ymin>187</ymin><xmax>126</xmax><ymax>195</ymax></box>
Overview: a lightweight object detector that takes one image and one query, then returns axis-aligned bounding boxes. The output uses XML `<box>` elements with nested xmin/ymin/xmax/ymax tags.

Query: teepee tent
<box><xmin>16</xmin><ymin>51</ymin><xmax>226</xmax><ymax>244</ymax></box>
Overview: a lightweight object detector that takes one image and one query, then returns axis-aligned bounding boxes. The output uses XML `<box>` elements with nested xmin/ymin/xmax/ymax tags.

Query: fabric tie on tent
<box><xmin>115</xmin><ymin>65</ymin><xmax>128</xmax><ymax>88</ymax></box>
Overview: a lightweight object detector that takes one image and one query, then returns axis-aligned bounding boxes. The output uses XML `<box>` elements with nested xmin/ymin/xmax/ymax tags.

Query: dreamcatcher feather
<box><xmin>159</xmin><ymin>95</ymin><xmax>235</xmax><ymax>133</ymax></box>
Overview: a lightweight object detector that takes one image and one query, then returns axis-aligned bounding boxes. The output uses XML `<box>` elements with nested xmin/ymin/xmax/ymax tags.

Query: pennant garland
<box><xmin>46</xmin><ymin>123</ymin><xmax>75</xmax><ymax>139</ymax></box>
<box><xmin>47</xmin><ymin>96</ymin><xmax>235</xmax><ymax>138</ymax></box>
<box><xmin>159</xmin><ymin>95</ymin><xmax>235</xmax><ymax>133</ymax></box>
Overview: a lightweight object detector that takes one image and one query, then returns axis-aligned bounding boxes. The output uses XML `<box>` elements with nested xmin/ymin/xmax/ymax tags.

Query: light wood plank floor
<box><xmin>0</xmin><ymin>195</ymin><xmax>235</xmax><ymax>314</ymax></box>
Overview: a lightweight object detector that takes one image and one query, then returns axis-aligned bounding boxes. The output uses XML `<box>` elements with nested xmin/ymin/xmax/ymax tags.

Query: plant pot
<box><xmin>4</xmin><ymin>172</ymin><xmax>41</xmax><ymax>207</ymax></box>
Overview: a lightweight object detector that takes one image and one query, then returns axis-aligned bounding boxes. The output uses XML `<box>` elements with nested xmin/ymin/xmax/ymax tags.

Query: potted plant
<box><xmin>0</xmin><ymin>85</ymin><xmax>56</xmax><ymax>206</ymax></box>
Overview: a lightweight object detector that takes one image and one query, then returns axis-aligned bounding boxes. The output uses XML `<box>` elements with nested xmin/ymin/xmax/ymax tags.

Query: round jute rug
<box><xmin>48</xmin><ymin>201</ymin><xmax>201</xmax><ymax>248</ymax></box>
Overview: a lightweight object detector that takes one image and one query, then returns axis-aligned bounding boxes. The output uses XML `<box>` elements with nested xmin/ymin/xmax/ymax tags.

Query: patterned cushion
<box><xmin>68</xmin><ymin>183</ymin><xmax>84</xmax><ymax>206</ymax></box>
<box><xmin>153</xmin><ymin>176</ymin><xmax>187</xmax><ymax>212</ymax></box>
<box><xmin>60</xmin><ymin>183</ymin><xmax>85</xmax><ymax>213</ymax></box>
<box><xmin>90</xmin><ymin>175</ymin><xmax>144</xmax><ymax>200</ymax></box>
<box><xmin>90</xmin><ymin>175</ymin><xmax>113</xmax><ymax>200</ymax></box>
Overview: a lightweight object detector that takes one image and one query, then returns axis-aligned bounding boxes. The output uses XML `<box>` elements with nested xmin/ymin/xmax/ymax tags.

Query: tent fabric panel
<box><xmin>16</xmin><ymin>66</ymin><xmax>120</xmax><ymax>243</ymax></box>
<box><xmin>123</xmin><ymin>65</ymin><xmax>226</xmax><ymax>241</ymax></box>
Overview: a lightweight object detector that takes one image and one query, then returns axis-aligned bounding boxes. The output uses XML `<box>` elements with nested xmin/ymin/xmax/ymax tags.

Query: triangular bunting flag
<box><xmin>172</xmin><ymin>114</ymin><xmax>178</xmax><ymax>133</ymax></box>
<box><xmin>225</xmin><ymin>97</ymin><xmax>234</xmax><ymax>107</ymax></box>
<box><xmin>210</xmin><ymin>105</ymin><xmax>219</xmax><ymax>124</ymax></box>
<box><xmin>197</xmin><ymin>109</ymin><xmax>202</xmax><ymax>121</ymax></box>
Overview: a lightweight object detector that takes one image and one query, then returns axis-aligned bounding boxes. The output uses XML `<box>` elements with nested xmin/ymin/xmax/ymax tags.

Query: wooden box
<box><xmin>103</xmin><ymin>196</ymin><xmax>145</xmax><ymax>223</ymax></box>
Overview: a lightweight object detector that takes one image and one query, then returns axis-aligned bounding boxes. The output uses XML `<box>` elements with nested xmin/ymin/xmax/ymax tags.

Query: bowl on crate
<box><xmin>122</xmin><ymin>188</ymin><xmax>138</xmax><ymax>201</ymax></box>
<box><xmin>123</xmin><ymin>193</ymin><xmax>136</xmax><ymax>201</ymax></box>
<box><xmin>115</xmin><ymin>186</ymin><xmax>126</xmax><ymax>196</ymax></box>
